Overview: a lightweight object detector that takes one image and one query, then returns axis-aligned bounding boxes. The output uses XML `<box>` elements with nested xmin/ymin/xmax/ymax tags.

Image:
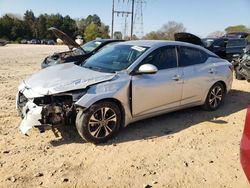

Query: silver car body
<box><xmin>17</xmin><ymin>40</ymin><xmax>233</xmax><ymax>134</ymax></box>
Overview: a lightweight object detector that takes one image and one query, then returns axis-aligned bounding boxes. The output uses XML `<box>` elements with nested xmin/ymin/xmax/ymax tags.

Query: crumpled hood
<box><xmin>20</xmin><ymin>63</ymin><xmax>115</xmax><ymax>97</ymax></box>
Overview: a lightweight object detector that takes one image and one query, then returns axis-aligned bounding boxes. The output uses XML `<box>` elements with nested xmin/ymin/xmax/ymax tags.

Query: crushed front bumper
<box><xmin>19</xmin><ymin>101</ymin><xmax>43</xmax><ymax>134</ymax></box>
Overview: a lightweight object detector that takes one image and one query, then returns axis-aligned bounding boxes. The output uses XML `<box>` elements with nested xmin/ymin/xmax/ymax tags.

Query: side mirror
<box><xmin>137</xmin><ymin>64</ymin><xmax>158</xmax><ymax>74</ymax></box>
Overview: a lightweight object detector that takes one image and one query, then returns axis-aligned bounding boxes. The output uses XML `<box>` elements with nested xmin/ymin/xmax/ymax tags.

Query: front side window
<box><xmin>82</xmin><ymin>44</ymin><xmax>148</xmax><ymax>73</ymax></box>
<box><xmin>179</xmin><ymin>47</ymin><xmax>207</xmax><ymax>67</ymax></box>
<box><xmin>140</xmin><ymin>46</ymin><xmax>177</xmax><ymax>70</ymax></box>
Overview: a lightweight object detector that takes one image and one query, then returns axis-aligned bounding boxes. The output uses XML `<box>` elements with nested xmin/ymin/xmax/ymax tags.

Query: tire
<box><xmin>76</xmin><ymin>101</ymin><xmax>121</xmax><ymax>144</ymax></box>
<box><xmin>235</xmin><ymin>66</ymin><xmax>245</xmax><ymax>80</ymax></box>
<box><xmin>202</xmin><ymin>82</ymin><xmax>225</xmax><ymax>111</ymax></box>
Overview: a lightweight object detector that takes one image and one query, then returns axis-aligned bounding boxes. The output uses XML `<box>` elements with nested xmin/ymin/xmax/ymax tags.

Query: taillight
<box><xmin>229</xmin><ymin>64</ymin><xmax>234</xmax><ymax>72</ymax></box>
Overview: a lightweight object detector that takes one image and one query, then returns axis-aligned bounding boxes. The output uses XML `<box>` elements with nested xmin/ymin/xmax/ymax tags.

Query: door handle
<box><xmin>172</xmin><ymin>75</ymin><xmax>180</xmax><ymax>81</ymax></box>
<box><xmin>208</xmin><ymin>68</ymin><xmax>215</xmax><ymax>74</ymax></box>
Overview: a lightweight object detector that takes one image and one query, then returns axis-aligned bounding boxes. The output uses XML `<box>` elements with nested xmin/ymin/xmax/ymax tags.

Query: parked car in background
<box><xmin>202</xmin><ymin>37</ymin><xmax>227</xmax><ymax>59</ymax></box>
<box><xmin>226</xmin><ymin>38</ymin><xmax>248</xmax><ymax>61</ymax></box>
<box><xmin>240</xmin><ymin>105</ymin><xmax>250</xmax><ymax>182</ymax></box>
<box><xmin>175</xmin><ymin>32</ymin><xmax>249</xmax><ymax>61</ymax></box>
<box><xmin>232</xmin><ymin>45</ymin><xmax>250</xmax><ymax>81</ymax></box>
<box><xmin>20</xmin><ymin>39</ymin><xmax>28</xmax><ymax>44</ymax></box>
<box><xmin>224</xmin><ymin>32</ymin><xmax>249</xmax><ymax>39</ymax></box>
<box><xmin>17</xmin><ymin>40</ymin><xmax>233</xmax><ymax>143</ymax></box>
<box><xmin>47</xmin><ymin>39</ymin><xmax>56</xmax><ymax>45</ymax></box>
<box><xmin>0</xmin><ymin>39</ymin><xmax>8</xmax><ymax>46</ymax></box>
<box><xmin>31</xmin><ymin>39</ymin><xmax>41</xmax><ymax>44</ymax></box>
<box><xmin>41</xmin><ymin>27</ymin><xmax>124</xmax><ymax>69</ymax></box>
<box><xmin>41</xmin><ymin>39</ymin><xmax>48</xmax><ymax>44</ymax></box>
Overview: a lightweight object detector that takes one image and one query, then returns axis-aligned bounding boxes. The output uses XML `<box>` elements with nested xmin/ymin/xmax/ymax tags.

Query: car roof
<box><xmin>121</xmin><ymin>40</ymin><xmax>218</xmax><ymax>57</ymax></box>
<box><xmin>94</xmin><ymin>39</ymin><xmax>124</xmax><ymax>43</ymax></box>
<box><xmin>122</xmin><ymin>40</ymin><xmax>206</xmax><ymax>49</ymax></box>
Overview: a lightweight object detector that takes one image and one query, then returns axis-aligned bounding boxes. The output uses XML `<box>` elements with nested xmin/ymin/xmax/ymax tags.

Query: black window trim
<box><xmin>176</xmin><ymin>45</ymin><xmax>208</xmax><ymax>67</ymax></box>
<box><xmin>134</xmin><ymin>45</ymin><xmax>179</xmax><ymax>72</ymax></box>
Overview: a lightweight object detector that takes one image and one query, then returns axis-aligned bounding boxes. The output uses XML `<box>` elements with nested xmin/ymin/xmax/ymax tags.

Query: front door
<box><xmin>132</xmin><ymin>46</ymin><xmax>183</xmax><ymax>117</ymax></box>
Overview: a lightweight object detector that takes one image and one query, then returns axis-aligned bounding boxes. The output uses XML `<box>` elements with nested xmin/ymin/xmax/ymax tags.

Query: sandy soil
<box><xmin>0</xmin><ymin>44</ymin><xmax>250</xmax><ymax>188</ymax></box>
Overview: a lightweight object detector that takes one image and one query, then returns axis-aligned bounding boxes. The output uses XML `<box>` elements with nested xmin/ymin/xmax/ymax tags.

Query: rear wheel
<box><xmin>203</xmin><ymin>82</ymin><xmax>225</xmax><ymax>111</ymax></box>
<box><xmin>76</xmin><ymin>101</ymin><xmax>121</xmax><ymax>144</ymax></box>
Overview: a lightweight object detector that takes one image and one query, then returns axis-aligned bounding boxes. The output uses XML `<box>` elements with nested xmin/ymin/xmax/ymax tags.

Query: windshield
<box><xmin>81</xmin><ymin>44</ymin><xmax>148</xmax><ymax>73</ymax></box>
<box><xmin>81</xmin><ymin>40</ymin><xmax>103</xmax><ymax>53</ymax></box>
<box><xmin>227</xmin><ymin>39</ymin><xmax>247</xmax><ymax>47</ymax></box>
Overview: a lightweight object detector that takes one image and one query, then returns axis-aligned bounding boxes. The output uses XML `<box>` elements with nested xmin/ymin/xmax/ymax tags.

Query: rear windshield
<box><xmin>81</xmin><ymin>41</ymin><xmax>102</xmax><ymax>53</ymax></box>
<box><xmin>227</xmin><ymin>39</ymin><xmax>247</xmax><ymax>47</ymax></box>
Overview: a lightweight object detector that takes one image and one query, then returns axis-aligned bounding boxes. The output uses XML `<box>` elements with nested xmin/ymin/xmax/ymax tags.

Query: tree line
<box><xmin>143</xmin><ymin>21</ymin><xmax>250</xmax><ymax>42</ymax></box>
<box><xmin>0</xmin><ymin>10</ymin><xmax>110</xmax><ymax>42</ymax></box>
<box><xmin>0</xmin><ymin>10</ymin><xmax>249</xmax><ymax>43</ymax></box>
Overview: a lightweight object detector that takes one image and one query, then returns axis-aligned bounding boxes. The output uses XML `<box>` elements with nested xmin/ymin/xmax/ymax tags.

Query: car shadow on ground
<box><xmin>50</xmin><ymin>89</ymin><xmax>250</xmax><ymax>147</ymax></box>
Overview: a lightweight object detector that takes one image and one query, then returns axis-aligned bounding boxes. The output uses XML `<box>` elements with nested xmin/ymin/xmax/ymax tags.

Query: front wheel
<box><xmin>203</xmin><ymin>82</ymin><xmax>225</xmax><ymax>111</ymax></box>
<box><xmin>76</xmin><ymin>101</ymin><xmax>121</xmax><ymax>144</ymax></box>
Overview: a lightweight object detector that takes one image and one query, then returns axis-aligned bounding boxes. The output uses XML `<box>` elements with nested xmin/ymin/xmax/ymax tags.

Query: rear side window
<box><xmin>179</xmin><ymin>47</ymin><xmax>208</xmax><ymax>67</ymax></box>
<box><xmin>141</xmin><ymin>46</ymin><xmax>177</xmax><ymax>70</ymax></box>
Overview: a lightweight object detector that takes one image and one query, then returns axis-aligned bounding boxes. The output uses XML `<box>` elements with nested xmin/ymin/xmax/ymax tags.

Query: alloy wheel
<box><xmin>88</xmin><ymin>107</ymin><xmax>117</xmax><ymax>138</ymax></box>
<box><xmin>209</xmin><ymin>86</ymin><xmax>223</xmax><ymax>108</ymax></box>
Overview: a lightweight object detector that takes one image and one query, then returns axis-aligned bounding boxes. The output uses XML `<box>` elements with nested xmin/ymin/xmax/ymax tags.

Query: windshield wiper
<box><xmin>83</xmin><ymin>65</ymin><xmax>116</xmax><ymax>73</ymax></box>
<box><xmin>83</xmin><ymin>66</ymin><xmax>107</xmax><ymax>72</ymax></box>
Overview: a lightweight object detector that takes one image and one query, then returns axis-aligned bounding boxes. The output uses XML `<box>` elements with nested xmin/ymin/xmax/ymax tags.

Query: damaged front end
<box><xmin>17</xmin><ymin>90</ymin><xmax>85</xmax><ymax>134</ymax></box>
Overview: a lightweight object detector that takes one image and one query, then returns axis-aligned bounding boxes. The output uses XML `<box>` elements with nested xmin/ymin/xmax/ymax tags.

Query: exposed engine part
<box><xmin>38</xmin><ymin>95</ymin><xmax>76</xmax><ymax>126</ymax></box>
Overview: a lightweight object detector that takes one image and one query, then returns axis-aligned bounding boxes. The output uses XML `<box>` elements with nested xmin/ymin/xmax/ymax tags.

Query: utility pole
<box><xmin>111</xmin><ymin>0</ymin><xmax>115</xmax><ymax>38</ymax></box>
<box><xmin>111</xmin><ymin>0</ymin><xmax>136</xmax><ymax>40</ymax></box>
<box><xmin>133</xmin><ymin>0</ymin><xmax>145</xmax><ymax>38</ymax></box>
<box><xmin>130</xmin><ymin>0</ymin><xmax>135</xmax><ymax>39</ymax></box>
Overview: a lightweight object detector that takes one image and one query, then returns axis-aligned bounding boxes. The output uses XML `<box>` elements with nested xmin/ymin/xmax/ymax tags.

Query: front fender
<box><xmin>75</xmin><ymin>78</ymin><xmax>132</xmax><ymax>125</ymax></box>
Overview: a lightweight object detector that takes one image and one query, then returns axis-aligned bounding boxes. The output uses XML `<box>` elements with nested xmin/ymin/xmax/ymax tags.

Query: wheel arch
<box><xmin>77</xmin><ymin>97</ymin><xmax>126</xmax><ymax>128</ymax></box>
<box><xmin>216</xmin><ymin>80</ymin><xmax>227</xmax><ymax>94</ymax></box>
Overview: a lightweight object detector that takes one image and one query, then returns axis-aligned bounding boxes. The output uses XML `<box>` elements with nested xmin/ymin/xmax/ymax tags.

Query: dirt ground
<box><xmin>0</xmin><ymin>44</ymin><xmax>250</xmax><ymax>188</ymax></box>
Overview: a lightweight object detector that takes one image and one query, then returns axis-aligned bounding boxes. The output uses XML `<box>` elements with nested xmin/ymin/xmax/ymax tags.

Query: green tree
<box><xmin>23</xmin><ymin>10</ymin><xmax>36</xmax><ymax>38</ymax></box>
<box><xmin>98</xmin><ymin>23</ymin><xmax>110</xmax><ymax>39</ymax></box>
<box><xmin>84</xmin><ymin>22</ymin><xmax>110</xmax><ymax>42</ymax></box>
<box><xmin>37</xmin><ymin>14</ymin><xmax>47</xmax><ymax>39</ymax></box>
<box><xmin>84</xmin><ymin>23</ymin><xmax>99</xmax><ymax>41</ymax></box>
<box><xmin>0</xmin><ymin>15</ymin><xmax>14</xmax><ymax>39</ymax></box>
<box><xmin>85</xmin><ymin>14</ymin><xmax>101</xmax><ymax>27</ymax></box>
<box><xmin>61</xmin><ymin>15</ymin><xmax>77</xmax><ymax>38</ymax></box>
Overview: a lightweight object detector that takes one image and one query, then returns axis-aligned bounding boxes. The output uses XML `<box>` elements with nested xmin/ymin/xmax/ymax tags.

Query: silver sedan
<box><xmin>16</xmin><ymin>40</ymin><xmax>233</xmax><ymax>143</ymax></box>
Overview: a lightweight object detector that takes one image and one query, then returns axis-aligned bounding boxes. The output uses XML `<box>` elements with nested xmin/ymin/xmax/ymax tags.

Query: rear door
<box><xmin>132</xmin><ymin>46</ymin><xmax>183</xmax><ymax>117</ymax></box>
<box><xmin>178</xmin><ymin>46</ymin><xmax>214</xmax><ymax>105</ymax></box>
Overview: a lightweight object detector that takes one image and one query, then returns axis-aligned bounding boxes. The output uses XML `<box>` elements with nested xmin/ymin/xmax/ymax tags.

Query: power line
<box><xmin>133</xmin><ymin>0</ymin><xmax>145</xmax><ymax>38</ymax></box>
<box><xmin>111</xmin><ymin>0</ymin><xmax>145</xmax><ymax>39</ymax></box>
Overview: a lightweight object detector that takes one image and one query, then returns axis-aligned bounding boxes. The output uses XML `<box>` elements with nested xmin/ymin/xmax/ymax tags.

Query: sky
<box><xmin>0</xmin><ymin>0</ymin><xmax>250</xmax><ymax>37</ymax></box>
